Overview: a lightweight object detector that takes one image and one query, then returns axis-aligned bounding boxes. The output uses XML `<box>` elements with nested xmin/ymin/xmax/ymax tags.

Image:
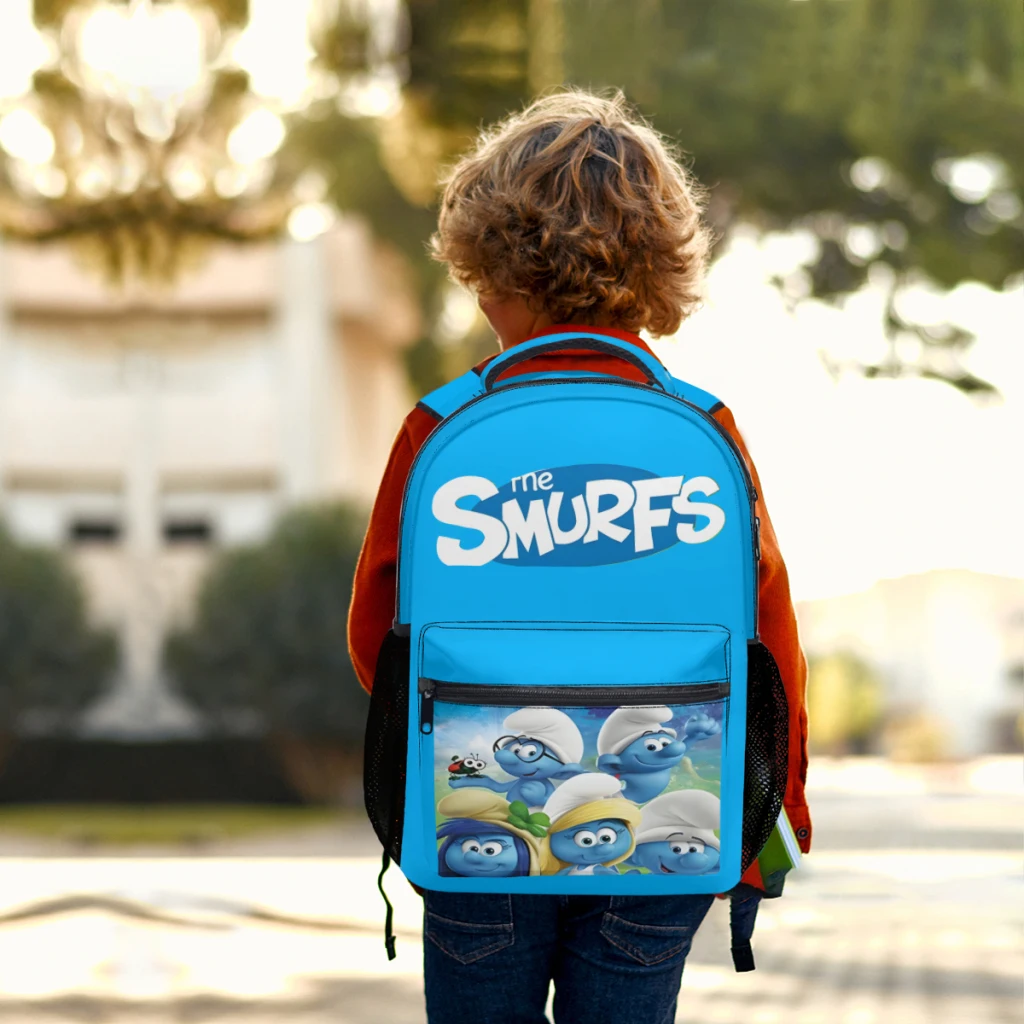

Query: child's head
<box><xmin>432</xmin><ymin>89</ymin><xmax>711</xmax><ymax>343</ymax></box>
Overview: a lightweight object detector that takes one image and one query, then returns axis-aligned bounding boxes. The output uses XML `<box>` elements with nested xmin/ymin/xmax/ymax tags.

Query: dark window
<box><xmin>69</xmin><ymin>518</ymin><xmax>122</xmax><ymax>544</ymax></box>
<box><xmin>163</xmin><ymin>518</ymin><xmax>214</xmax><ymax>545</ymax></box>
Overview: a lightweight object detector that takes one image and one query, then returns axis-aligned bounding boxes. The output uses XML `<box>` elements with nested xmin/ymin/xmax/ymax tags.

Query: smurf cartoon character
<box><xmin>626</xmin><ymin>790</ymin><xmax>721</xmax><ymax>875</ymax></box>
<box><xmin>449</xmin><ymin>707</ymin><xmax>585</xmax><ymax>807</ymax></box>
<box><xmin>436</xmin><ymin>790</ymin><xmax>547</xmax><ymax>877</ymax></box>
<box><xmin>596</xmin><ymin>705</ymin><xmax>688</xmax><ymax>803</ymax></box>
<box><xmin>540</xmin><ymin>774</ymin><xmax>641</xmax><ymax>876</ymax></box>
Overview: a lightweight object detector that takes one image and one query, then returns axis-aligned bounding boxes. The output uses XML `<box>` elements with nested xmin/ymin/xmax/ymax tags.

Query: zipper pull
<box><xmin>755</xmin><ymin>517</ymin><xmax>761</xmax><ymax>560</ymax></box>
<box><xmin>419</xmin><ymin>679</ymin><xmax>435</xmax><ymax>734</ymax></box>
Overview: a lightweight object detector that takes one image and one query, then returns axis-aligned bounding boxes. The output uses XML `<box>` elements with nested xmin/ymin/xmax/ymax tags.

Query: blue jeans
<box><xmin>423</xmin><ymin>891</ymin><xmax>715</xmax><ymax>1024</ymax></box>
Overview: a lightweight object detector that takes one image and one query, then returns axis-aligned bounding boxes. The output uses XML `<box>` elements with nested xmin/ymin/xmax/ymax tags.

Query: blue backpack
<box><xmin>364</xmin><ymin>333</ymin><xmax>789</xmax><ymax>966</ymax></box>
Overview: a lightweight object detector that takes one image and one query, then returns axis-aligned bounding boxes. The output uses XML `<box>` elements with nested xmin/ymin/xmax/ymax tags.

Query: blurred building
<box><xmin>797</xmin><ymin>570</ymin><xmax>1024</xmax><ymax>757</ymax></box>
<box><xmin>0</xmin><ymin>221</ymin><xmax>419</xmax><ymax>736</ymax></box>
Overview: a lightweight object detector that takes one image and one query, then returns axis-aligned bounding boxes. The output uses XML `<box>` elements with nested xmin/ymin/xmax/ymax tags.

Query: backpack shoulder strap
<box><xmin>669</xmin><ymin>375</ymin><xmax>724</xmax><ymax>415</ymax></box>
<box><xmin>416</xmin><ymin>368</ymin><xmax>485</xmax><ymax>422</ymax></box>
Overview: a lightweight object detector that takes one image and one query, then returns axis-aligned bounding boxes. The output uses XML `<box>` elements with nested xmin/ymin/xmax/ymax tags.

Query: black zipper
<box><xmin>395</xmin><ymin>375</ymin><xmax>760</xmax><ymax>633</ymax></box>
<box><xmin>418</xmin><ymin>680</ymin><xmax>730</xmax><ymax>733</ymax></box>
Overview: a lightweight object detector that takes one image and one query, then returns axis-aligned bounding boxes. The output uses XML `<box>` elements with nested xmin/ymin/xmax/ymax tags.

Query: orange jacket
<box><xmin>348</xmin><ymin>326</ymin><xmax>812</xmax><ymax>868</ymax></box>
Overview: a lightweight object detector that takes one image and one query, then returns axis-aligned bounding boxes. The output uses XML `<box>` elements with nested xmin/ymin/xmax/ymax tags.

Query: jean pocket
<box><xmin>424</xmin><ymin>893</ymin><xmax>514</xmax><ymax>965</ymax></box>
<box><xmin>599</xmin><ymin>913</ymin><xmax>696</xmax><ymax>967</ymax></box>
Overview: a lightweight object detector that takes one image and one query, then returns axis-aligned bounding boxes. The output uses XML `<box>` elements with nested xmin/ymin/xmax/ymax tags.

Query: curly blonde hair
<box><xmin>431</xmin><ymin>89</ymin><xmax>711</xmax><ymax>337</ymax></box>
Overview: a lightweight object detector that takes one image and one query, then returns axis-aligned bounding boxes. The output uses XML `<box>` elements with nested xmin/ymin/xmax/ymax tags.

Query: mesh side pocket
<box><xmin>363</xmin><ymin>629</ymin><xmax>411</xmax><ymax>864</ymax></box>
<box><xmin>741</xmin><ymin>640</ymin><xmax>789</xmax><ymax>873</ymax></box>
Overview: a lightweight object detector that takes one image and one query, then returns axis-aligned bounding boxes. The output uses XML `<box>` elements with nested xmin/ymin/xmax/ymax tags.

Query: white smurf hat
<box><xmin>634</xmin><ymin>789</ymin><xmax>721</xmax><ymax>850</ymax></box>
<box><xmin>597</xmin><ymin>706</ymin><xmax>677</xmax><ymax>756</ymax></box>
<box><xmin>542</xmin><ymin>773</ymin><xmax>626</xmax><ymax>826</ymax></box>
<box><xmin>502</xmin><ymin>707</ymin><xmax>584</xmax><ymax>765</ymax></box>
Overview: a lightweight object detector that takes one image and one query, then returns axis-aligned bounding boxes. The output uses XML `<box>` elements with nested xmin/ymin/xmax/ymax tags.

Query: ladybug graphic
<box><xmin>449</xmin><ymin>754</ymin><xmax>487</xmax><ymax>777</ymax></box>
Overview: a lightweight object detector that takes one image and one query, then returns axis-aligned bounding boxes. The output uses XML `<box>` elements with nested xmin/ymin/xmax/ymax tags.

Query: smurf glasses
<box><xmin>492</xmin><ymin>735</ymin><xmax>564</xmax><ymax>764</ymax></box>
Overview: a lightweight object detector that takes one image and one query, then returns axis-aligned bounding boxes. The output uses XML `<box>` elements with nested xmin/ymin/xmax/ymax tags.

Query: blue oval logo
<box><xmin>431</xmin><ymin>464</ymin><xmax>724</xmax><ymax>567</ymax></box>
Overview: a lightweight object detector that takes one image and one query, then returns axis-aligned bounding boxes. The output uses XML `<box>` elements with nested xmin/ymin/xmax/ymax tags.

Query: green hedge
<box><xmin>165</xmin><ymin>504</ymin><xmax>370</xmax><ymax>745</ymax></box>
<box><xmin>0</xmin><ymin>526</ymin><xmax>116</xmax><ymax>732</ymax></box>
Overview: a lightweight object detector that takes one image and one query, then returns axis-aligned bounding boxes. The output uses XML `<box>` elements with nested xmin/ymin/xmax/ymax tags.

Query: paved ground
<box><xmin>0</xmin><ymin>758</ymin><xmax>1020</xmax><ymax>1023</ymax></box>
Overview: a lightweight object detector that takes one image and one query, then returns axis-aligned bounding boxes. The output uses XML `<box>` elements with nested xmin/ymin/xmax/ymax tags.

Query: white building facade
<box><xmin>0</xmin><ymin>222</ymin><xmax>419</xmax><ymax>737</ymax></box>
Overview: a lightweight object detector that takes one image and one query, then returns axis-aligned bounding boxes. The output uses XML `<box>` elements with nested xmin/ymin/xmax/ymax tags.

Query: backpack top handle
<box><xmin>481</xmin><ymin>331</ymin><xmax>676</xmax><ymax>395</ymax></box>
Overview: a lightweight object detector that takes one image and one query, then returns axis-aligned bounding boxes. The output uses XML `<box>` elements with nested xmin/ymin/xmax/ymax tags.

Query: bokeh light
<box><xmin>0</xmin><ymin>107</ymin><xmax>55</xmax><ymax>164</ymax></box>
<box><xmin>76</xmin><ymin>2</ymin><xmax>206</xmax><ymax>101</ymax></box>
<box><xmin>0</xmin><ymin>0</ymin><xmax>53</xmax><ymax>101</ymax></box>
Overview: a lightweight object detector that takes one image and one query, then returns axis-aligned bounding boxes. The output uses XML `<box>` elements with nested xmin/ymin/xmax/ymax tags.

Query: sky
<box><xmin>651</xmin><ymin>229</ymin><xmax>1023</xmax><ymax>602</ymax></box>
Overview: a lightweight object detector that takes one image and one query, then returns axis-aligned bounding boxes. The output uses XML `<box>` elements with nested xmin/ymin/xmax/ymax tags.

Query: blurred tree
<box><xmin>165</xmin><ymin>504</ymin><xmax>369</xmax><ymax>800</ymax></box>
<box><xmin>561</xmin><ymin>0</ymin><xmax>1023</xmax><ymax>397</ymax></box>
<box><xmin>0</xmin><ymin>526</ymin><xmax>116</xmax><ymax>733</ymax></box>
<box><xmin>806</xmin><ymin>650</ymin><xmax>884</xmax><ymax>755</ymax></box>
<box><xmin>294</xmin><ymin>0</ymin><xmax>1022</xmax><ymax>397</ymax></box>
<box><xmin>297</xmin><ymin>0</ymin><xmax>549</xmax><ymax>395</ymax></box>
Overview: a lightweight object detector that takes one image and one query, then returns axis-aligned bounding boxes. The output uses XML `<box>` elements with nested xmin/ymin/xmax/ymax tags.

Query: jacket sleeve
<box><xmin>714</xmin><ymin>405</ymin><xmax>812</xmax><ymax>854</ymax></box>
<box><xmin>347</xmin><ymin>424</ymin><xmax>417</xmax><ymax>693</ymax></box>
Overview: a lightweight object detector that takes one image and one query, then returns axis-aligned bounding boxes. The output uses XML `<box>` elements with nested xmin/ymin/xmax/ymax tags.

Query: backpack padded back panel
<box><xmin>383</xmin><ymin>335</ymin><xmax>757</xmax><ymax>895</ymax></box>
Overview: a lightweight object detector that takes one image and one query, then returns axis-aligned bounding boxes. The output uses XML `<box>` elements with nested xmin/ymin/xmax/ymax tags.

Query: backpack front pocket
<box><xmin>415</xmin><ymin>623</ymin><xmax>737</xmax><ymax>887</ymax></box>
